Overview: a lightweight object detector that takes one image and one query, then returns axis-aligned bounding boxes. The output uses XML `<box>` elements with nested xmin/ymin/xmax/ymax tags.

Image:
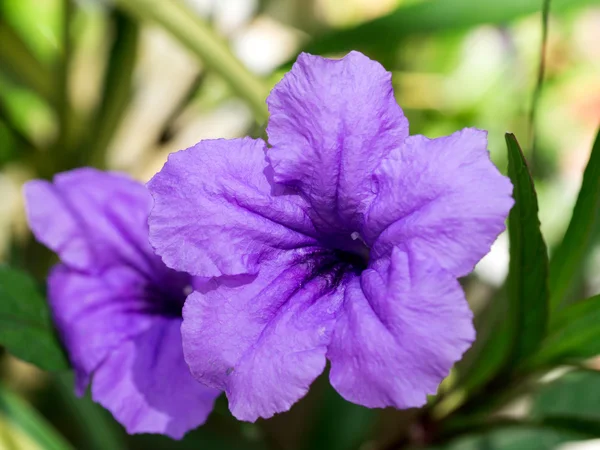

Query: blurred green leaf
<box><xmin>0</xmin><ymin>21</ymin><xmax>57</xmax><ymax>107</ymax></box>
<box><xmin>435</xmin><ymin>424</ymin><xmax>595</xmax><ymax>450</ymax></box>
<box><xmin>300</xmin><ymin>0</ymin><xmax>600</xmax><ymax>58</ymax></box>
<box><xmin>506</xmin><ymin>133</ymin><xmax>549</xmax><ymax>365</ymax></box>
<box><xmin>530</xmin><ymin>294</ymin><xmax>600</xmax><ymax>366</ymax></box>
<box><xmin>533</xmin><ymin>370</ymin><xmax>600</xmax><ymax>422</ymax></box>
<box><xmin>52</xmin><ymin>373</ymin><xmax>127</xmax><ymax>450</ymax></box>
<box><xmin>302</xmin><ymin>383</ymin><xmax>376</xmax><ymax>450</ymax></box>
<box><xmin>453</xmin><ymin>287</ymin><xmax>512</xmax><ymax>394</ymax></box>
<box><xmin>86</xmin><ymin>10</ymin><xmax>139</xmax><ymax>168</ymax></box>
<box><xmin>549</xmin><ymin>128</ymin><xmax>600</xmax><ymax>309</ymax></box>
<box><xmin>0</xmin><ymin>266</ymin><xmax>69</xmax><ymax>371</ymax></box>
<box><xmin>116</xmin><ymin>0</ymin><xmax>270</xmax><ymax>123</ymax></box>
<box><xmin>0</xmin><ymin>384</ymin><xmax>73</xmax><ymax>450</ymax></box>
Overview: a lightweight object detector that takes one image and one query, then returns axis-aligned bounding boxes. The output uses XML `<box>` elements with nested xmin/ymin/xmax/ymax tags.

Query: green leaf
<box><xmin>505</xmin><ymin>133</ymin><xmax>549</xmax><ymax>365</ymax></box>
<box><xmin>436</xmin><ymin>424</ymin><xmax>596</xmax><ymax>450</ymax></box>
<box><xmin>549</xmin><ymin>128</ymin><xmax>600</xmax><ymax>309</ymax></box>
<box><xmin>115</xmin><ymin>0</ymin><xmax>270</xmax><ymax>123</ymax></box>
<box><xmin>0</xmin><ymin>266</ymin><xmax>69</xmax><ymax>371</ymax></box>
<box><xmin>533</xmin><ymin>370</ymin><xmax>600</xmax><ymax>422</ymax></box>
<box><xmin>86</xmin><ymin>10</ymin><xmax>139</xmax><ymax>169</ymax></box>
<box><xmin>300</xmin><ymin>0</ymin><xmax>600</xmax><ymax>58</ymax></box>
<box><xmin>453</xmin><ymin>286</ymin><xmax>512</xmax><ymax>394</ymax></box>
<box><xmin>0</xmin><ymin>21</ymin><xmax>57</xmax><ymax>107</ymax></box>
<box><xmin>0</xmin><ymin>384</ymin><xmax>73</xmax><ymax>450</ymax></box>
<box><xmin>530</xmin><ymin>294</ymin><xmax>600</xmax><ymax>366</ymax></box>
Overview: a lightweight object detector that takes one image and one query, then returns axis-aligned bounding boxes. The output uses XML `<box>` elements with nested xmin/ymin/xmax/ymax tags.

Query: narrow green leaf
<box><xmin>115</xmin><ymin>0</ymin><xmax>270</xmax><ymax>123</ymax></box>
<box><xmin>0</xmin><ymin>384</ymin><xmax>73</xmax><ymax>450</ymax></box>
<box><xmin>506</xmin><ymin>133</ymin><xmax>549</xmax><ymax>365</ymax></box>
<box><xmin>530</xmin><ymin>294</ymin><xmax>600</xmax><ymax>366</ymax></box>
<box><xmin>0</xmin><ymin>266</ymin><xmax>69</xmax><ymax>371</ymax></box>
<box><xmin>300</xmin><ymin>0</ymin><xmax>600</xmax><ymax>58</ymax></box>
<box><xmin>0</xmin><ymin>21</ymin><xmax>57</xmax><ymax>107</ymax></box>
<box><xmin>86</xmin><ymin>10</ymin><xmax>139</xmax><ymax>168</ymax></box>
<box><xmin>549</xmin><ymin>128</ymin><xmax>600</xmax><ymax>309</ymax></box>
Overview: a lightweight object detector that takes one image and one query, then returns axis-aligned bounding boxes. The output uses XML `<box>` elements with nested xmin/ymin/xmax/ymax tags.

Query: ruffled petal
<box><xmin>363</xmin><ymin>128</ymin><xmax>514</xmax><ymax>277</ymax></box>
<box><xmin>24</xmin><ymin>168</ymin><xmax>156</xmax><ymax>274</ymax></box>
<box><xmin>266</xmin><ymin>51</ymin><xmax>409</xmax><ymax>233</ymax></box>
<box><xmin>92</xmin><ymin>318</ymin><xmax>219</xmax><ymax>439</ymax></box>
<box><xmin>148</xmin><ymin>138</ymin><xmax>319</xmax><ymax>278</ymax></box>
<box><xmin>181</xmin><ymin>252</ymin><xmax>344</xmax><ymax>421</ymax></box>
<box><xmin>328</xmin><ymin>248</ymin><xmax>475</xmax><ymax>408</ymax></box>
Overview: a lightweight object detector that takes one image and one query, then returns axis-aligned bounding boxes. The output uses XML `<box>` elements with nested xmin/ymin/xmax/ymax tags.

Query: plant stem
<box><xmin>116</xmin><ymin>0</ymin><xmax>270</xmax><ymax>124</ymax></box>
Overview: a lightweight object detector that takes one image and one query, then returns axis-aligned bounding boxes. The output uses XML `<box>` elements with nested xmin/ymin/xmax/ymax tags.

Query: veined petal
<box><xmin>266</xmin><ymin>51</ymin><xmax>409</xmax><ymax>232</ymax></box>
<box><xmin>148</xmin><ymin>138</ymin><xmax>319</xmax><ymax>278</ymax></box>
<box><xmin>364</xmin><ymin>128</ymin><xmax>514</xmax><ymax>277</ymax></box>
<box><xmin>24</xmin><ymin>168</ymin><xmax>156</xmax><ymax>274</ymax></box>
<box><xmin>182</xmin><ymin>252</ymin><xmax>344</xmax><ymax>421</ymax></box>
<box><xmin>328</xmin><ymin>248</ymin><xmax>474</xmax><ymax>408</ymax></box>
<box><xmin>92</xmin><ymin>318</ymin><xmax>219</xmax><ymax>439</ymax></box>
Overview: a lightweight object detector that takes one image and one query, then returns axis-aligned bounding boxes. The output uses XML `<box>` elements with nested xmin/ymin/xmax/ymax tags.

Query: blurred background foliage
<box><xmin>0</xmin><ymin>0</ymin><xmax>599</xmax><ymax>449</ymax></box>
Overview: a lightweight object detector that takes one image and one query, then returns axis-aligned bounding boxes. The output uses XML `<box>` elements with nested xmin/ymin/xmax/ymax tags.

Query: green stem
<box><xmin>116</xmin><ymin>0</ymin><xmax>270</xmax><ymax>123</ymax></box>
<box><xmin>55</xmin><ymin>0</ymin><xmax>74</xmax><ymax>169</ymax></box>
<box><xmin>527</xmin><ymin>0</ymin><xmax>551</xmax><ymax>175</ymax></box>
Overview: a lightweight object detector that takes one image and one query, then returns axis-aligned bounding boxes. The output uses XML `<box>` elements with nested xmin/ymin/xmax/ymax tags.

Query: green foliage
<box><xmin>435</xmin><ymin>426</ymin><xmax>590</xmax><ymax>450</ymax></box>
<box><xmin>531</xmin><ymin>294</ymin><xmax>600</xmax><ymax>366</ymax></box>
<box><xmin>0</xmin><ymin>20</ymin><xmax>57</xmax><ymax>107</ymax></box>
<box><xmin>533</xmin><ymin>370</ymin><xmax>600</xmax><ymax>422</ymax></box>
<box><xmin>0</xmin><ymin>383</ymin><xmax>73</xmax><ymax>450</ymax></box>
<box><xmin>302</xmin><ymin>382</ymin><xmax>376</xmax><ymax>450</ymax></box>
<box><xmin>505</xmin><ymin>133</ymin><xmax>549</xmax><ymax>365</ymax></box>
<box><xmin>0</xmin><ymin>266</ymin><xmax>69</xmax><ymax>371</ymax></box>
<box><xmin>300</xmin><ymin>0</ymin><xmax>600</xmax><ymax>59</ymax></box>
<box><xmin>549</xmin><ymin>128</ymin><xmax>600</xmax><ymax>309</ymax></box>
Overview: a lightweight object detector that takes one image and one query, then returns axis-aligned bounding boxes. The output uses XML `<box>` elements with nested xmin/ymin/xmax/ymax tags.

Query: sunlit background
<box><xmin>1</xmin><ymin>0</ymin><xmax>599</xmax><ymax>449</ymax></box>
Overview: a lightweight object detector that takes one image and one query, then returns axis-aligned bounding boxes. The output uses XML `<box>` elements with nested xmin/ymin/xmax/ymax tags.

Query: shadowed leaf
<box><xmin>0</xmin><ymin>266</ymin><xmax>68</xmax><ymax>371</ymax></box>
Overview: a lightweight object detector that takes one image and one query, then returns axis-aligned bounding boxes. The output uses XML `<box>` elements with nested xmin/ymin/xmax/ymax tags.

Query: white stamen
<box><xmin>183</xmin><ymin>285</ymin><xmax>193</xmax><ymax>296</ymax></box>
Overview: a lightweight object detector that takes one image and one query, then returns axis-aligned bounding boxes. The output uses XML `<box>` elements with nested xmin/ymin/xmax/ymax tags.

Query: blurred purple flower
<box><xmin>148</xmin><ymin>51</ymin><xmax>514</xmax><ymax>421</ymax></box>
<box><xmin>24</xmin><ymin>168</ymin><xmax>219</xmax><ymax>439</ymax></box>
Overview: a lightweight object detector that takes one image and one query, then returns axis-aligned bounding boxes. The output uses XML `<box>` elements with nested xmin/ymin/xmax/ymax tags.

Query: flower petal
<box><xmin>182</xmin><ymin>252</ymin><xmax>344</xmax><ymax>421</ymax></box>
<box><xmin>48</xmin><ymin>265</ymin><xmax>161</xmax><ymax>394</ymax></box>
<box><xmin>328</xmin><ymin>248</ymin><xmax>474</xmax><ymax>408</ymax></box>
<box><xmin>364</xmin><ymin>128</ymin><xmax>514</xmax><ymax>277</ymax></box>
<box><xmin>266</xmin><ymin>51</ymin><xmax>409</xmax><ymax>232</ymax></box>
<box><xmin>148</xmin><ymin>138</ymin><xmax>318</xmax><ymax>278</ymax></box>
<box><xmin>92</xmin><ymin>318</ymin><xmax>219</xmax><ymax>439</ymax></box>
<box><xmin>24</xmin><ymin>168</ymin><xmax>155</xmax><ymax>273</ymax></box>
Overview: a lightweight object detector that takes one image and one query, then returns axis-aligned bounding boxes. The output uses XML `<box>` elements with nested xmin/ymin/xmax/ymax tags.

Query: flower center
<box><xmin>302</xmin><ymin>237</ymin><xmax>370</xmax><ymax>291</ymax></box>
<box><xmin>142</xmin><ymin>276</ymin><xmax>192</xmax><ymax>319</ymax></box>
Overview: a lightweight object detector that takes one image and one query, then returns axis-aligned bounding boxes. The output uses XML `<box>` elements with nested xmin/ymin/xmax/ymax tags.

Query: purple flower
<box><xmin>24</xmin><ymin>168</ymin><xmax>219</xmax><ymax>439</ymax></box>
<box><xmin>148</xmin><ymin>51</ymin><xmax>514</xmax><ymax>421</ymax></box>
